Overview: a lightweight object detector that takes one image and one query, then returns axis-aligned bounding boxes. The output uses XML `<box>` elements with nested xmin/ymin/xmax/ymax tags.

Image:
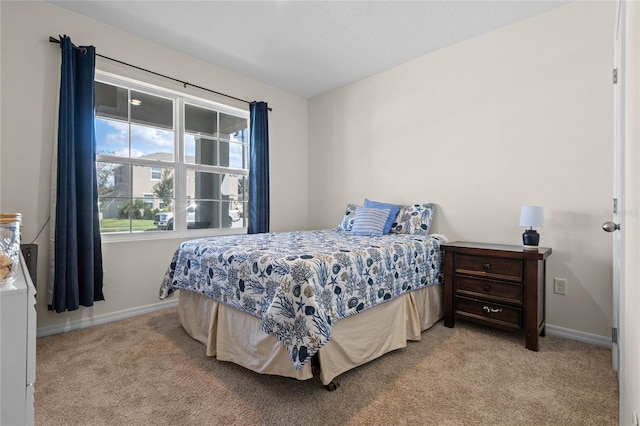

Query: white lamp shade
<box><xmin>519</xmin><ymin>206</ymin><xmax>544</xmax><ymax>227</ymax></box>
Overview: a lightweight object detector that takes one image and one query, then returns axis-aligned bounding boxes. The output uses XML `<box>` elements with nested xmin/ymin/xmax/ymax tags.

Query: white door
<box><xmin>603</xmin><ymin>0</ymin><xmax>625</xmax><ymax>372</ymax></box>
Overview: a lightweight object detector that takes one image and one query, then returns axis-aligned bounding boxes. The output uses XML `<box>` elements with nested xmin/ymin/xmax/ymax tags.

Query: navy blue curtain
<box><xmin>50</xmin><ymin>36</ymin><xmax>104</xmax><ymax>312</ymax></box>
<box><xmin>248</xmin><ymin>101</ymin><xmax>270</xmax><ymax>234</ymax></box>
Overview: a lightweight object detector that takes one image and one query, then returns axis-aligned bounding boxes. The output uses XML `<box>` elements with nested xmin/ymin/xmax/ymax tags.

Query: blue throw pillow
<box><xmin>364</xmin><ymin>199</ymin><xmax>400</xmax><ymax>235</ymax></box>
<box><xmin>351</xmin><ymin>207</ymin><xmax>391</xmax><ymax>237</ymax></box>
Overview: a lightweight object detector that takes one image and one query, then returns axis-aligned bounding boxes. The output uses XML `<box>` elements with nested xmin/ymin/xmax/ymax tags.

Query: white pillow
<box><xmin>351</xmin><ymin>207</ymin><xmax>391</xmax><ymax>237</ymax></box>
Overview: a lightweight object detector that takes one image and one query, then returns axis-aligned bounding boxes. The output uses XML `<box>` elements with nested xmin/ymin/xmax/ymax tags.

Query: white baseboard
<box><xmin>545</xmin><ymin>324</ymin><xmax>612</xmax><ymax>348</ymax></box>
<box><xmin>36</xmin><ymin>303</ymin><xmax>612</xmax><ymax>349</ymax></box>
<box><xmin>36</xmin><ymin>299</ymin><xmax>179</xmax><ymax>338</ymax></box>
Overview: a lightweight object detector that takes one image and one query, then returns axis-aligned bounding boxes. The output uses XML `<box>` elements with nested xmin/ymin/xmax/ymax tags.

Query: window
<box><xmin>94</xmin><ymin>73</ymin><xmax>249</xmax><ymax>236</ymax></box>
<box><xmin>143</xmin><ymin>193</ymin><xmax>154</xmax><ymax>208</ymax></box>
<box><xmin>150</xmin><ymin>167</ymin><xmax>161</xmax><ymax>180</ymax></box>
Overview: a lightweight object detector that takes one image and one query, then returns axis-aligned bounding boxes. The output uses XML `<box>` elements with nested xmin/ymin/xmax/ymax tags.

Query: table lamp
<box><xmin>519</xmin><ymin>205</ymin><xmax>544</xmax><ymax>248</ymax></box>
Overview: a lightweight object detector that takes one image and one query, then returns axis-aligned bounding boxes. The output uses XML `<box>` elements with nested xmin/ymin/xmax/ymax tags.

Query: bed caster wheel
<box><xmin>325</xmin><ymin>381</ymin><xmax>339</xmax><ymax>391</ymax></box>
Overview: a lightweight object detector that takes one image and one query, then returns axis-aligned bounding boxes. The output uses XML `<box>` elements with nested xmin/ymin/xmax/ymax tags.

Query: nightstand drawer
<box><xmin>455</xmin><ymin>255</ymin><xmax>523</xmax><ymax>282</ymax></box>
<box><xmin>454</xmin><ymin>275</ymin><xmax>523</xmax><ymax>305</ymax></box>
<box><xmin>455</xmin><ymin>296</ymin><xmax>522</xmax><ymax>329</ymax></box>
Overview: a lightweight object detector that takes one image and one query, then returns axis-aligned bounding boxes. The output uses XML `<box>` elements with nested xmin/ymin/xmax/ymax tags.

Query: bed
<box><xmin>159</xmin><ymin>203</ymin><xmax>445</xmax><ymax>388</ymax></box>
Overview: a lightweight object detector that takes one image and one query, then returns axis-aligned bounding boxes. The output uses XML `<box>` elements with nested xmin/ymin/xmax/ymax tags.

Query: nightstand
<box><xmin>442</xmin><ymin>241</ymin><xmax>552</xmax><ymax>351</ymax></box>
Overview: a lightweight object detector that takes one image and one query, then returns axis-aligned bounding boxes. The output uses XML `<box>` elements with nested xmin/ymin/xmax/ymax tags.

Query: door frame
<box><xmin>612</xmin><ymin>0</ymin><xmax>624</xmax><ymax>373</ymax></box>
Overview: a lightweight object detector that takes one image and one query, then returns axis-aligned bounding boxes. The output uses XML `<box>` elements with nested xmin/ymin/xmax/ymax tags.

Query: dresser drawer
<box><xmin>454</xmin><ymin>296</ymin><xmax>522</xmax><ymax>330</ymax></box>
<box><xmin>454</xmin><ymin>275</ymin><xmax>523</xmax><ymax>305</ymax></box>
<box><xmin>455</xmin><ymin>254</ymin><xmax>523</xmax><ymax>282</ymax></box>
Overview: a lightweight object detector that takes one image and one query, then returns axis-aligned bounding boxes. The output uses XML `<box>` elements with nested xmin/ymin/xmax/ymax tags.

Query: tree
<box><xmin>153</xmin><ymin>169</ymin><xmax>174</xmax><ymax>210</ymax></box>
<box><xmin>96</xmin><ymin>161</ymin><xmax>117</xmax><ymax>197</ymax></box>
<box><xmin>118</xmin><ymin>199</ymin><xmax>146</xmax><ymax>219</ymax></box>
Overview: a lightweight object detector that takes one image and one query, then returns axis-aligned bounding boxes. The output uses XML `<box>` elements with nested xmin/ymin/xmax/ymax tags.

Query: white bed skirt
<box><xmin>178</xmin><ymin>284</ymin><xmax>444</xmax><ymax>385</ymax></box>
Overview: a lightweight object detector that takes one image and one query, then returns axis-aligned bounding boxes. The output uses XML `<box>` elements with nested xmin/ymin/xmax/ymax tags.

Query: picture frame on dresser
<box><xmin>441</xmin><ymin>241</ymin><xmax>552</xmax><ymax>351</ymax></box>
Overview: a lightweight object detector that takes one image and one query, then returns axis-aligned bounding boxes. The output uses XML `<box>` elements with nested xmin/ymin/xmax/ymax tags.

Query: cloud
<box><xmin>131</xmin><ymin>124</ymin><xmax>174</xmax><ymax>152</ymax></box>
<box><xmin>97</xmin><ymin>119</ymin><xmax>175</xmax><ymax>157</ymax></box>
<box><xmin>96</xmin><ymin>119</ymin><xmax>128</xmax><ymax>155</ymax></box>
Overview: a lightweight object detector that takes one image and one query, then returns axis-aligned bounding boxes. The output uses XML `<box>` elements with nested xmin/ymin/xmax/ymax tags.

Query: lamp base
<box><xmin>522</xmin><ymin>229</ymin><xmax>540</xmax><ymax>247</ymax></box>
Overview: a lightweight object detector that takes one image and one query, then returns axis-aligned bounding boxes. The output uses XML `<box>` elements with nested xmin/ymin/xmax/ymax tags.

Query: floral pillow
<box><xmin>337</xmin><ymin>203</ymin><xmax>360</xmax><ymax>231</ymax></box>
<box><xmin>390</xmin><ymin>203</ymin><xmax>436</xmax><ymax>235</ymax></box>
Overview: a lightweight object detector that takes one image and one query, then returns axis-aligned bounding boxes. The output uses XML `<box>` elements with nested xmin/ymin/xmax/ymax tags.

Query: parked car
<box><xmin>153</xmin><ymin>211</ymin><xmax>174</xmax><ymax>230</ymax></box>
<box><xmin>155</xmin><ymin>204</ymin><xmax>241</xmax><ymax>230</ymax></box>
<box><xmin>229</xmin><ymin>209</ymin><xmax>241</xmax><ymax>222</ymax></box>
<box><xmin>154</xmin><ymin>204</ymin><xmax>196</xmax><ymax>230</ymax></box>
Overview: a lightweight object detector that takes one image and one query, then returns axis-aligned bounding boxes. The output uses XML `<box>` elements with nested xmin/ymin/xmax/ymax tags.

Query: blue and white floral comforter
<box><xmin>159</xmin><ymin>230</ymin><xmax>444</xmax><ymax>369</ymax></box>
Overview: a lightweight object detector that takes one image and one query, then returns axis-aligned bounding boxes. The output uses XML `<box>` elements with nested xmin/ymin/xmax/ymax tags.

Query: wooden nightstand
<box><xmin>442</xmin><ymin>241</ymin><xmax>552</xmax><ymax>351</ymax></box>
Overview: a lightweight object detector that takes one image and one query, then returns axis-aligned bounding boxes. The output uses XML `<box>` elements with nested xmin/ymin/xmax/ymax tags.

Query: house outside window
<box><xmin>94</xmin><ymin>73</ymin><xmax>249</xmax><ymax>236</ymax></box>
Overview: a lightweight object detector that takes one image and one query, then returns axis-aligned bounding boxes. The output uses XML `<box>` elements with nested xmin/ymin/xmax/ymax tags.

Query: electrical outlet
<box><xmin>553</xmin><ymin>278</ymin><xmax>567</xmax><ymax>295</ymax></box>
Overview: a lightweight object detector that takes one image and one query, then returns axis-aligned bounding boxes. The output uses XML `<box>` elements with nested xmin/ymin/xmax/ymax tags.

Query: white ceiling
<box><xmin>49</xmin><ymin>1</ymin><xmax>569</xmax><ymax>98</ymax></box>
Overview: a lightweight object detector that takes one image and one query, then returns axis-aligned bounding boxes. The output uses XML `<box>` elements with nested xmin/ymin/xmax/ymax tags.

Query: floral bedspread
<box><xmin>159</xmin><ymin>229</ymin><xmax>444</xmax><ymax>369</ymax></box>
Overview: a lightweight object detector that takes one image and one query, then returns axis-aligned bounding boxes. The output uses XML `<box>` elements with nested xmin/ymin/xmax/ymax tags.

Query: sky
<box><xmin>95</xmin><ymin>117</ymin><xmax>245</xmax><ymax>169</ymax></box>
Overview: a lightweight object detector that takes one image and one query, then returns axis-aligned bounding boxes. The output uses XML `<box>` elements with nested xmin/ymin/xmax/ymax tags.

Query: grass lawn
<box><xmin>100</xmin><ymin>218</ymin><xmax>159</xmax><ymax>233</ymax></box>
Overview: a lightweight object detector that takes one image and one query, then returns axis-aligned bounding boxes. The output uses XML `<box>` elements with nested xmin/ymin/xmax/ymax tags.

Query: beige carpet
<box><xmin>35</xmin><ymin>308</ymin><xmax>618</xmax><ymax>425</ymax></box>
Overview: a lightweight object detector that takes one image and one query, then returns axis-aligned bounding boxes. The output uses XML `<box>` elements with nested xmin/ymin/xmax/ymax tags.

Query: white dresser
<box><xmin>0</xmin><ymin>254</ymin><xmax>36</xmax><ymax>425</ymax></box>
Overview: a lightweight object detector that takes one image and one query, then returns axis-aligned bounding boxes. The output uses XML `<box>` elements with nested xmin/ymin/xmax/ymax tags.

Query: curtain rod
<box><xmin>48</xmin><ymin>36</ymin><xmax>272</xmax><ymax>111</ymax></box>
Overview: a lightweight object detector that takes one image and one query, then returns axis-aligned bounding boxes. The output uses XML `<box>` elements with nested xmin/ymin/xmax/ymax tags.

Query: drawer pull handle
<box><xmin>483</xmin><ymin>285</ymin><xmax>491</xmax><ymax>292</ymax></box>
<box><xmin>482</xmin><ymin>305</ymin><xmax>502</xmax><ymax>314</ymax></box>
<box><xmin>482</xmin><ymin>263</ymin><xmax>491</xmax><ymax>271</ymax></box>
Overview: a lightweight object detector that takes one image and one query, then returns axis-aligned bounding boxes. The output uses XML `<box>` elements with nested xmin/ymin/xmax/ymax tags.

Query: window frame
<box><xmin>95</xmin><ymin>71</ymin><xmax>250</xmax><ymax>242</ymax></box>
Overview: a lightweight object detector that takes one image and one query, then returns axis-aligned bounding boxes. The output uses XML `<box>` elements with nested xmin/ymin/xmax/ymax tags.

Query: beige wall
<box><xmin>0</xmin><ymin>1</ymin><xmax>308</xmax><ymax>332</ymax></box>
<box><xmin>308</xmin><ymin>1</ymin><xmax>615</xmax><ymax>338</ymax></box>
<box><xmin>0</xmin><ymin>1</ymin><xmax>619</xmax><ymax>342</ymax></box>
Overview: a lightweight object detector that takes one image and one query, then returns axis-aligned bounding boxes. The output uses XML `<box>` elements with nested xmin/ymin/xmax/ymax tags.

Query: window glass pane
<box><xmin>184</xmin><ymin>134</ymin><xmax>195</xmax><ymax>164</ymax></box>
<box><xmin>153</xmin><ymin>206</ymin><xmax>175</xmax><ymax>231</ymax></box>
<box><xmin>187</xmin><ymin>200</ymin><xmax>220</xmax><ymax>229</ymax></box>
<box><xmin>220</xmin><ymin>113</ymin><xmax>247</xmax><ymax>141</ymax></box>
<box><xmin>108</xmin><ymin>163</ymin><xmax>132</xmax><ymax>198</ymax></box>
<box><xmin>185</xmin><ymin>172</ymin><xmax>240</xmax><ymax>230</ymax></box>
<box><xmin>130</xmin><ymin>124</ymin><xmax>174</xmax><ymax>160</ymax></box>
<box><xmin>97</xmin><ymin>161</ymin><xmax>128</xmax><ymax>200</ymax></box>
<box><xmin>230</xmin><ymin>127</ymin><xmax>248</xmax><ymax>143</ymax></box>
<box><xmin>186</xmin><ymin>200</ymin><xmax>244</xmax><ymax>229</ymax></box>
<box><xmin>188</xmin><ymin>171</ymin><xmax>221</xmax><ymax>200</ymax></box>
<box><xmin>228</xmin><ymin>143</ymin><xmax>243</xmax><ymax>169</ymax></box>
<box><xmin>131</xmin><ymin>198</ymin><xmax>161</xmax><ymax>232</ymax></box>
<box><xmin>96</xmin><ymin>117</ymin><xmax>129</xmax><ymax>157</ymax></box>
<box><xmin>236</xmin><ymin>176</ymin><xmax>247</xmax><ymax>202</ymax></box>
<box><xmin>130</xmin><ymin>90</ymin><xmax>173</xmax><ymax>130</ymax></box>
<box><xmin>132</xmin><ymin>165</ymin><xmax>174</xmax><ymax>211</ymax></box>
<box><xmin>99</xmin><ymin>198</ymin><xmax>130</xmax><ymax>233</ymax></box>
<box><xmin>219</xmin><ymin>141</ymin><xmax>229</xmax><ymax>167</ymax></box>
<box><xmin>185</xmin><ymin>104</ymin><xmax>217</xmax><ymax>137</ymax></box>
<box><xmin>95</xmin><ymin>82</ymin><xmax>128</xmax><ymax>122</ymax></box>
<box><xmin>223</xmin><ymin>174</ymin><xmax>238</xmax><ymax>202</ymax></box>
<box><xmin>192</xmin><ymin>136</ymin><xmax>217</xmax><ymax>166</ymax></box>
<box><xmin>99</xmin><ymin>197</ymin><xmax>160</xmax><ymax>232</ymax></box>
<box><xmin>227</xmin><ymin>198</ymin><xmax>244</xmax><ymax>229</ymax></box>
